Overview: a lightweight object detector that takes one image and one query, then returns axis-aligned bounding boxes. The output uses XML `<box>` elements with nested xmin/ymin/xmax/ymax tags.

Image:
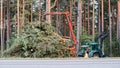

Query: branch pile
<box><xmin>4</xmin><ymin>22</ymin><xmax>72</xmax><ymax>58</ymax></box>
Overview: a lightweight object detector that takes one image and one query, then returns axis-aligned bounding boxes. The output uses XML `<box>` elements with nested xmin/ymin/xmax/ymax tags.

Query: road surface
<box><xmin>0</xmin><ymin>58</ymin><xmax>120</xmax><ymax>68</ymax></box>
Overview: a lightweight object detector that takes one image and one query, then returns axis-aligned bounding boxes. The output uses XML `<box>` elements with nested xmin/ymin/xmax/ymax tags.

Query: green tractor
<box><xmin>78</xmin><ymin>31</ymin><xmax>109</xmax><ymax>57</ymax></box>
<box><xmin>78</xmin><ymin>42</ymin><xmax>102</xmax><ymax>57</ymax></box>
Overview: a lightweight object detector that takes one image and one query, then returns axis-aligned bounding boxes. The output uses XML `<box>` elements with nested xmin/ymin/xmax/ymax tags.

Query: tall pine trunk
<box><xmin>22</xmin><ymin>0</ymin><xmax>25</xmax><ymax>25</ymax></box>
<box><xmin>1</xmin><ymin>0</ymin><xmax>4</xmax><ymax>57</ymax></box>
<box><xmin>108</xmin><ymin>0</ymin><xmax>112</xmax><ymax>56</ymax></box>
<box><xmin>117</xmin><ymin>0</ymin><xmax>120</xmax><ymax>54</ymax></box>
<box><xmin>92</xmin><ymin>0</ymin><xmax>95</xmax><ymax>41</ymax></box>
<box><xmin>98</xmin><ymin>0</ymin><xmax>101</xmax><ymax>34</ymax></box>
<box><xmin>117</xmin><ymin>1</ymin><xmax>119</xmax><ymax>39</ymax></box>
<box><xmin>102</xmin><ymin>0</ymin><xmax>104</xmax><ymax>32</ymax></box>
<box><xmin>7</xmin><ymin>0</ymin><xmax>11</xmax><ymax>49</ymax></box>
<box><xmin>56</xmin><ymin>0</ymin><xmax>59</xmax><ymax>33</ymax></box>
<box><xmin>70</xmin><ymin>0</ymin><xmax>72</xmax><ymax>18</ymax></box>
<box><xmin>87</xmin><ymin>0</ymin><xmax>90</xmax><ymax>35</ymax></box>
<box><xmin>30</xmin><ymin>2</ymin><xmax>33</xmax><ymax>22</ymax></box>
<box><xmin>17</xmin><ymin>0</ymin><xmax>20</xmax><ymax>35</ymax></box>
<box><xmin>101</xmin><ymin>0</ymin><xmax>105</xmax><ymax>55</ymax></box>
<box><xmin>76</xmin><ymin>0</ymin><xmax>82</xmax><ymax>54</ymax></box>
<box><xmin>84</xmin><ymin>1</ymin><xmax>86</xmax><ymax>33</ymax></box>
<box><xmin>38</xmin><ymin>0</ymin><xmax>41</xmax><ymax>23</ymax></box>
<box><xmin>46</xmin><ymin>0</ymin><xmax>51</xmax><ymax>23</ymax></box>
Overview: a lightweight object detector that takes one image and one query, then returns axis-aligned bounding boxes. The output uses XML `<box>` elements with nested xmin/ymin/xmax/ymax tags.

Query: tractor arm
<box><xmin>94</xmin><ymin>32</ymin><xmax>109</xmax><ymax>42</ymax></box>
<box><xmin>94</xmin><ymin>31</ymin><xmax>109</xmax><ymax>50</ymax></box>
<box><xmin>43</xmin><ymin>12</ymin><xmax>77</xmax><ymax>56</ymax></box>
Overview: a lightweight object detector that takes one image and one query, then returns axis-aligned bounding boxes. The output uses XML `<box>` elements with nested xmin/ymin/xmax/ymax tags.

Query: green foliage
<box><xmin>4</xmin><ymin>22</ymin><xmax>72</xmax><ymax>58</ymax></box>
<box><xmin>104</xmin><ymin>37</ymin><xmax>120</xmax><ymax>57</ymax></box>
<box><xmin>112</xmin><ymin>38</ymin><xmax>120</xmax><ymax>57</ymax></box>
<box><xmin>111</xmin><ymin>0</ymin><xmax>117</xmax><ymax>5</ymax></box>
<box><xmin>80</xmin><ymin>28</ymin><xmax>92</xmax><ymax>44</ymax></box>
<box><xmin>104</xmin><ymin>37</ymin><xmax>109</xmax><ymax>54</ymax></box>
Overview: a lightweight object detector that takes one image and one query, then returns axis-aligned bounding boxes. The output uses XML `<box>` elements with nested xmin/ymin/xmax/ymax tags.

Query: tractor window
<box><xmin>92</xmin><ymin>46</ymin><xmax>95</xmax><ymax>50</ymax></box>
<box><xmin>91</xmin><ymin>45</ymin><xmax>98</xmax><ymax>50</ymax></box>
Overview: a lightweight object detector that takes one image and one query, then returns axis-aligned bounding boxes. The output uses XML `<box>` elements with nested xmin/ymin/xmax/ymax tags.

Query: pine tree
<box><xmin>87</xmin><ymin>0</ymin><xmax>90</xmax><ymax>35</ymax></box>
<box><xmin>7</xmin><ymin>0</ymin><xmax>11</xmax><ymax>49</ymax></box>
<box><xmin>101</xmin><ymin>0</ymin><xmax>105</xmax><ymax>55</ymax></box>
<box><xmin>92</xmin><ymin>0</ymin><xmax>95</xmax><ymax>41</ymax></box>
<box><xmin>108</xmin><ymin>0</ymin><xmax>112</xmax><ymax>56</ymax></box>
<box><xmin>1</xmin><ymin>0</ymin><xmax>4</xmax><ymax>57</ymax></box>
<box><xmin>76</xmin><ymin>0</ymin><xmax>82</xmax><ymax>54</ymax></box>
<box><xmin>46</xmin><ymin>0</ymin><xmax>51</xmax><ymax>23</ymax></box>
<box><xmin>117</xmin><ymin>0</ymin><xmax>120</xmax><ymax>54</ymax></box>
<box><xmin>17</xmin><ymin>0</ymin><xmax>20</xmax><ymax>35</ymax></box>
<box><xmin>22</xmin><ymin>0</ymin><xmax>25</xmax><ymax>24</ymax></box>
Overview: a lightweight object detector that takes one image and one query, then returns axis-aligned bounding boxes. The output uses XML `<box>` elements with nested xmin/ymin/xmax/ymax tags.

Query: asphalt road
<box><xmin>0</xmin><ymin>58</ymin><xmax>120</xmax><ymax>68</ymax></box>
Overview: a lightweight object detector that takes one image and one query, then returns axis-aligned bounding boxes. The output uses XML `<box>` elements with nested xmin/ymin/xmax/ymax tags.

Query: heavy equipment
<box><xmin>44</xmin><ymin>11</ymin><xmax>109</xmax><ymax>58</ymax></box>
<box><xmin>78</xmin><ymin>31</ymin><xmax>109</xmax><ymax>57</ymax></box>
<box><xmin>43</xmin><ymin>12</ymin><xmax>77</xmax><ymax>56</ymax></box>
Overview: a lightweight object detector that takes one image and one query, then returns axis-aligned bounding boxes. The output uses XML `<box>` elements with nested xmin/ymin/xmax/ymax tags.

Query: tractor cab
<box><xmin>88</xmin><ymin>42</ymin><xmax>99</xmax><ymax>50</ymax></box>
<box><xmin>78</xmin><ymin>45</ymin><xmax>89</xmax><ymax>57</ymax></box>
<box><xmin>78</xmin><ymin>42</ymin><xmax>102</xmax><ymax>57</ymax></box>
<box><xmin>88</xmin><ymin>42</ymin><xmax>102</xmax><ymax>57</ymax></box>
<box><xmin>78</xmin><ymin>31</ymin><xmax>109</xmax><ymax>58</ymax></box>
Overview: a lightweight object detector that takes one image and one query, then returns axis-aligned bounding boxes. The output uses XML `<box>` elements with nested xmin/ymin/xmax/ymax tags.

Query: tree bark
<box><xmin>84</xmin><ymin>1</ymin><xmax>86</xmax><ymax>33</ymax></box>
<box><xmin>7</xmin><ymin>0</ymin><xmax>11</xmax><ymax>49</ymax></box>
<box><xmin>1</xmin><ymin>0</ymin><xmax>4</xmax><ymax>57</ymax></box>
<box><xmin>87</xmin><ymin>0</ymin><xmax>90</xmax><ymax>35</ymax></box>
<box><xmin>3</xmin><ymin>2</ymin><xmax>5</xmax><ymax>49</ymax></box>
<box><xmin>46</xmin><ymin>0</ymin><xmax>51</xmax><ymax>23</ymax></box>
<box><xmin>30</xmin><ymin>2</ymin><xmax>33</xmax><ymax>22</ymax></box>
<box><xmin>17</xmin><ymin>0</ymin><xmax>20</xmax><ymax>35</ymax></box>
<box><xmin>22</xmin><ymin>0</ymin><xmax>25</xmax><ymax>25</ymax></box>
<box><xmin>38</xmin><ymin>0</ymin><xmax>41</xmax><ymax>23</ymax></box>
<box><xmin>92</xmin><ymin>0</ymin><xmax>95</xmax><ymax>41</ymax></box>
<box><xmin>102</xmin><ymin>0</ymin><xmax>104</xmax><ymax>32</ymax></box>
<box><xmin>117</xmin><ymin>1</ymin><xmax>119</xmax><ymax>39</ymax></box>
<box><xmin>56</xmin><ymin>0</ymin><xmax>59</xmax><ymax>33</ymax></box>
<box><xmin>117</xmin><ymin>0</ymin><xmax>120</xmax><ymax>54</ymax></box>
<box><xmin>101</xmin><ymin>0</ymin><xmax>105</xmax><ymax>55</ymax></box>
<box><xmin>98</xmin><ymin>0</ymin><xmax>101</xmax><ymax>34</ymax></box>
<box><xmin>112</xmin><ymin>6</ymin><xmax>115</xmax><ymax>32</ymax></box>
<box><xmin>70</xmin><ymin>0</ymin><xmax>72</xmax><ymax>18</ymax></box>
<box><xmin>76</xmin><ymin>0</ymin><xmax>82</xmax><ymax>55</ymax></box>
<box><xmin>63</xmin><ymin>16</ymin><xmax>66</xmax><ymax>36</ymax></box>
<box><xmin>108</xmin><ymin>0</ymin><xmax>112</xmax><ymax>56</ymax></box>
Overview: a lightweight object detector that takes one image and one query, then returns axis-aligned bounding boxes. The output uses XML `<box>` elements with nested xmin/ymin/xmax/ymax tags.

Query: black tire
<box><xmin>93</xmin><ymin>53</ymin><xmax>100</xmax><ymax>58</ymax></box>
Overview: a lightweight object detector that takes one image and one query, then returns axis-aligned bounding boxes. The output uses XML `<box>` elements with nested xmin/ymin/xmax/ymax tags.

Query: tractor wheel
<box><xmin>93</xmin><ymin>53</ymin><xmax>100</xmax><ymax>58</ymax></box>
